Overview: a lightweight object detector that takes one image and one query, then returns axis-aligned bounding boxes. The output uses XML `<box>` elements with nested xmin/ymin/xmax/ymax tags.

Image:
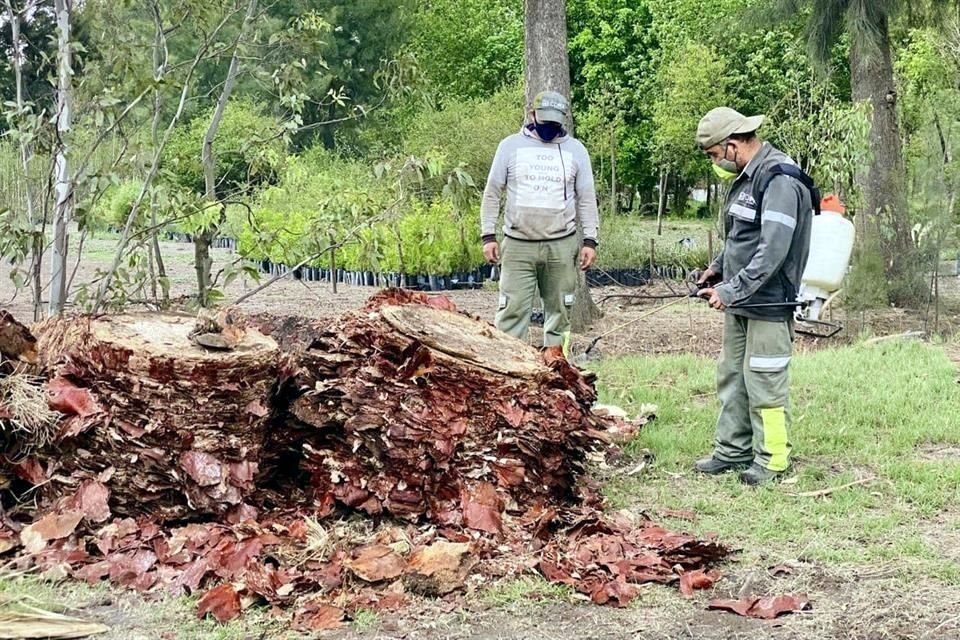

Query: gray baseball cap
<box><xmin>696</xmin><ymin>107</ymin><xmax>765</xmax><ymax>149</ymax></box>
<box><xmin>532</xmin><ymin>90</ymin><xmax>569</xmax><ymax>123</ymax></box>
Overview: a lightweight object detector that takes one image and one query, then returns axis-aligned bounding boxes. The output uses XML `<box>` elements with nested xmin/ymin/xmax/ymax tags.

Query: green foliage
<box><xmin>98</xmin><ymin>181</ymin><xmax>146</xmax><ymax>230</ymax></box>
<box><xmin>236</xmin><ymin>145</ymin><xmax>484</xmax><ymax>275</ymax></box>
<box><xmin>569</xmin><ymin>0</ymin><xmax>659</xmax><ymax>193</ymax></box>
<box><xmin>377</xmin><ymin>199</ymin><xmax>484</xmax><ymax>274</ymax></box>
<box><xmin>652</xmin><ymin>43</ymin><xmax>728</xmax><ymax>175</ymax></box>
<box><xmin>770</xmin><ymin>82</ymin><xmax>872</xmax><ymax>201</ymax></box>
<box><xmin>401</xmin><ymin>85</ymin><xmax>525</xmax><ymax>183</ymax></box>
<box><xmin>408</xmin><ymin>0</ymin><xmax>523</xmax><ymax>101</ymax></box>
<box><xmin>236</xmin><ymin>149</ymin><xmax>386</xmax><ymax>265</ymax></box>
<box><xmin>161</xmin><ymin>100</ymin><xmax>286</xmax><ymax>198</ymax></box>
<box><xmin>596</xmin><ymin>216</ymin><xmax>712</xmax><ymax>271</ymax></box>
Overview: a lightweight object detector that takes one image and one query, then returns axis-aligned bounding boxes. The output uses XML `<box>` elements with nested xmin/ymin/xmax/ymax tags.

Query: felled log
<box><xmin>264</xmin><ymin>289</ymin><xmax>615</xmax><ymax>533</ymax></box>
<box><xmin>32</xmin><ymin>313</ymin><xmax>281</xmax><ymax>521</ymax></box>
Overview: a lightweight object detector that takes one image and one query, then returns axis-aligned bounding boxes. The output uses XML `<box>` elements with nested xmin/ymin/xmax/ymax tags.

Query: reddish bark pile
<box><xmin>538</xmin><ymin>512</ymin><xmax>729</xmax><ymax>606</ymax></box>
<box><xmin>264</xmin><ymin>289</ymin><xmax>617</xmax><ymax>531</ymax></box>
<box><xmin>0</xmin><ymin>292</ymin><xmax>733</xmax><ymax>623</ymax></box>
<box><xmin>31</xmin><ymin>313</ymin><xmax>281</xmax><ymax>520</ymax></box>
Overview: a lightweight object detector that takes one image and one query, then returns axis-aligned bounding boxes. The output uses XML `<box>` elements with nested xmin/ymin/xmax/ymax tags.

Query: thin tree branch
<box><xmin>92</xmin><ymin>7</ymin><xmax>238</xmax><ymax>312</ymax></box>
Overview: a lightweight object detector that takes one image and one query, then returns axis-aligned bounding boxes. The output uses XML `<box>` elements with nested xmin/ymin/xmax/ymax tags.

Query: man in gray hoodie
<box><xmin>480</xmin><ymin>91</ymin><xmax>599</xmax><ymax>354</ymax></box>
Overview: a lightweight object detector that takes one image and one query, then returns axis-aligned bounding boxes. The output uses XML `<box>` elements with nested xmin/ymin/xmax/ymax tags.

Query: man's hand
<box><xmin>696</xmin><ymin>266</ymin><xmax>719</xmax><ymax>287</ymax></box>
<box><xmin>483</xmin><ymin>241</ymin><xmax>500</xmax><ymax>265</ymax></box>
<box><xmin>698</xmin><ymin>287</ymin><xmax>726</xmax><ymax>311</ymax></box>
<box><xmin>579</xmin><ymin>246</ymin><xmax>597</xmax><ymax>271</ymax></box>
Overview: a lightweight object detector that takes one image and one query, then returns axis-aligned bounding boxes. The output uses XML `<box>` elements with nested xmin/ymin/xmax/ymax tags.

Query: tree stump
<box><xmin>266</xmin><ymin>289</ymin><xmax>612</xmax><ymax>531</ymax></box>
<box><xmin>33</xmin><ymin>313</ymin><xmax>280</xmax><ymax>521</ymax></box>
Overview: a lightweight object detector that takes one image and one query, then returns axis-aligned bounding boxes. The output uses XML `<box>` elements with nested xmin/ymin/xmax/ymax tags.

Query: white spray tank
<box><xmin>796</xmin><ymin>194</ymin><xmax>855</xmax><ymax>323</ymax></box>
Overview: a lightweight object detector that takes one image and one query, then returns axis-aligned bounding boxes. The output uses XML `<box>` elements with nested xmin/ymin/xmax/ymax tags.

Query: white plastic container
<box><xmin>800</xmin><ymin>204</ymin><xmax>855</xmax><ymax>302</ymax></box>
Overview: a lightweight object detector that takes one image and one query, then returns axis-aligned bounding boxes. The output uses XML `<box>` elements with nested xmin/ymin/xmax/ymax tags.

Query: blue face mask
<box><xmin>534</xmin><ymin>120</ymin><xmax>564</xmax><ymax>142</ymax></box>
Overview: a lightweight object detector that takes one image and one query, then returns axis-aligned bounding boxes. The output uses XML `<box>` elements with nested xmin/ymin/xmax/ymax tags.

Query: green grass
<box><xmin>481</xmin><ymin>575</ymin><xmax>574</xmax><ymax>610</ymax></box>
<box><xmin>596</xmin><ymin>216</ymin><xmax>714</xmax><ymax>270</ymax></box>
<box><xmin>593</xmin><ymin>340</ymin><xmax>960</xmax><ymax>577</ymax></box>
<box><xmin>351</xmin><ymin>608</ymin><xmax>381</xmax><ymax>631</ymax></box>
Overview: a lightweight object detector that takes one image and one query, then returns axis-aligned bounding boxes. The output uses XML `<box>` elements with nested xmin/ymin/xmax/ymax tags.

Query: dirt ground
<box><xmin>3</xmin><ymin>237</ymin><xmax>960</xmax><ymax>639</ymax></box>
<box><xmin>3</xmin><ymin>237</ymin><xmax>958</xmax><ymax>359</ymax></box>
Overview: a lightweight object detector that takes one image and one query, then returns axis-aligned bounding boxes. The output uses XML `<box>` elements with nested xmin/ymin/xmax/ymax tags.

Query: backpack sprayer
<box><xmin>583</xmin><ymin>194</ymin><xmax>855</xmax><ymax>357</ymax></box>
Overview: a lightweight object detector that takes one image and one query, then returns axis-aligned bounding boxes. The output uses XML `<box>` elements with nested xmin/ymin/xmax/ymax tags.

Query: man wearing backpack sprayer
<box><xmin>481</xmin><ymin>91</ymin><xmax>599</xmax><ymax>355</ymax></box>
<box><xmin>694</xmin><ymin>107</ymin><xmax>814</xmax><ymax>486</ymax></box>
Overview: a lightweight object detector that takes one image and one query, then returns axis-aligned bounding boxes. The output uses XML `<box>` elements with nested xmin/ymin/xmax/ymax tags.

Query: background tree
<box><xmin>765</xmin><ymin>0</ymin><xmax>945</xmax><ymax>304</ymax></box>
<box><xmin>525</xmin><ymin>0</ymin><xmax>601</xmax><ymax>332</ymax></box>
<box><xmin>651</xmin><ymin>43</ymin><xmax>728</xmax><ymax>234</ymax></box>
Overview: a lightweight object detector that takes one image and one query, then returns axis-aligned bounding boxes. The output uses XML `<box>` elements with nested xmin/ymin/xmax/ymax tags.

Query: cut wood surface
<box><xmin>379</xmin><ymin>304</ymin><xmax>548</xmax><ymax>378</ymax></box>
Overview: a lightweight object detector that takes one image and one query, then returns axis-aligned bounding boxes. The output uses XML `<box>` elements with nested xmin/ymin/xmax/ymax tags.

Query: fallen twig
<box><xmin>790</xmin><ymin>477</ymin><xmax>876</xmax><ymax>498</ymax></box>
<box><xmin>0</xmin><ymin>603</ymin><xmax>109</xmax><ymax>639</ymax></box>
<box><xmin>864</xmin><ymin>331</ymin><xmax>925</xmax><ymax>345</ymax></box>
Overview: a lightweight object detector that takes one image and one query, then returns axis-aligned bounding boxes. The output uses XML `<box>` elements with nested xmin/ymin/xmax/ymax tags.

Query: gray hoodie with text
<box><xmin>480</xmin><ymin>126</ymin><xmax>599</xmax><ymax>247</ymax></box>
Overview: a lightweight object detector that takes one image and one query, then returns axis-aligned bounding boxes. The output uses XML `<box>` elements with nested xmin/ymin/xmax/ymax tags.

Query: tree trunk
<box><xmin>706</xmin><ymin>170</ymin><xmax>713</xmax><ymax>216</ymax></box>
<box><xmin>656</xmin><ymin>168</ymin><xmax>669</xmax><ymax>236</ymax></box>
<box><xmin>524</xmin><ymin>0</ymin><xmax>600</xmax><ymax>333</ymax></box>
<box><xmin>672</xmin><ymin>175</ymin><xmax>684</xmax><ymax>214</ymax></box>
<box><xmin>196</xmin><ymin>0</ymin><xmax>258</xmax><ymax>307</ymax></box>
<box><xmin>150</xmin><ymin>0</ymin><xmax>168</xmax><ymax>307</ymax></box>
<box><xmin>49</xmin><ymin>0</ymin><xmax>73</xmax><ymax>316</ymax></box>
<box><xmin>610</xmin><ymin>131</ymin><xmax>617</xmax><ymax>216</ymax></box>
<box><xmin>849</xmin><ymin>17</ymin><xmax>915</xmax><ymax>303</ymax></box>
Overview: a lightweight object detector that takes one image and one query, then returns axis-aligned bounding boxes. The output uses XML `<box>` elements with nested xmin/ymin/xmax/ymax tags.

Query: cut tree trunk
<box><xmin>32</xmin><ymin>313</ymin><xmax>280</xmax><ymax>521</ymax></box>
<box><xmin>252</xmin><ymin>289</ymin><xmax>617</xmax><ymax>531</ymax></box>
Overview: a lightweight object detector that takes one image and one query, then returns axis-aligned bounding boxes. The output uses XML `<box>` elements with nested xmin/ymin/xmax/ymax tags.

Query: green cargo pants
<box><xmin>714</xmin><ymin>314</ymin><xmax>793</xmax><ymax>472</ymax></box>
<box><xmin>496</xmin><ymin>234</ymin><xmax>579</xmax><ymax>352</ymax></box>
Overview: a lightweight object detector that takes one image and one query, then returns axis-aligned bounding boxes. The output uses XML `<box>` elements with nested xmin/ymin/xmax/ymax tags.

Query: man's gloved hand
<box><xmin>695</xmin><ymin>266</ymin><xmax>720</xmax><ymax>287</ymax></box>
<box><xmin>483</xmin><ymin>241</ymin><xmax>500</xmax><ymax>264</ymax></box>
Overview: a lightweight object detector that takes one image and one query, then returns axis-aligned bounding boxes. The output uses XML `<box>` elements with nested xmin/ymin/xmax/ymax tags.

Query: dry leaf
<box><xmin>68</xmin><ymin>481</ymin><xmax>111</xmax><ymax>523</ymax></box>
<box><xmin>47</xmin><ymin>377</ymin><xmax>100</xmax><ymax>417</ymax></box>
<box><xmin>708</xmin><ymin>594</ymin><xmax>812</xmax><ymax>619</ymax></box>
<box><xmin>20</xmin><ymin>511</ymin><xmax>83</xmax><ymax>553</ymax></box>
<box><xmin>293</xmin><ymin>603</ymin><xmax>345</xmax><ymax>631</ymax></box>
<box><xmin>346</xmin><ymin>544</ymin><xmax>405</xmax><ymax>583</ymax></box>
<box><xmin>196</xmin><ymin>584</ymin><xmax>241</xmax><ymax>623</ymax></box>
<box><xmin>679</xmin><ymin>569</ymin><xmax>721</xmax><ymax>597</ymax></box>
<box><xmin>461</xmin><ymin>482</ymin><xmax>502</xmax><ymax>534</ymax></box>
<box><xmin>404</xmin><ymin>541</ymin><xmax>475</xmax><ymax>596</ymax></box>
<box><xmin>767</xmin><ymin>564</ymin><xmax>795</xmax><ymax>578</ymax></box>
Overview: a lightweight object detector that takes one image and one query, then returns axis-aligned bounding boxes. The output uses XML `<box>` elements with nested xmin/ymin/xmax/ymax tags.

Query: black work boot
<box><xmin>739</xmin><ymin>463</ymin><xmax>786</xmax><ymax>486</ymax></box>
<box><xmin>695</xmin><ymin>456</ymin><xmax>748</xmax><ymax>475</ymax></box>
